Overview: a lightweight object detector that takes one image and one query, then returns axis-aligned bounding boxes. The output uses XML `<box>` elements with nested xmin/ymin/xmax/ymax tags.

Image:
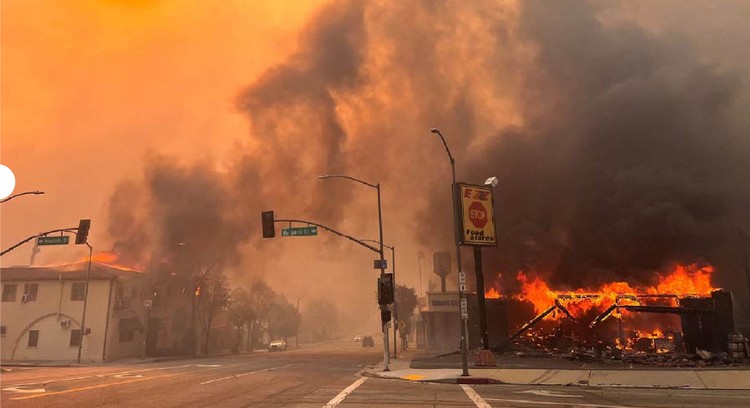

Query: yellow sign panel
<box><xmin>458</xmin><ymin>183</ymin><xmax>497</xmax><ymax>246</ymax></box>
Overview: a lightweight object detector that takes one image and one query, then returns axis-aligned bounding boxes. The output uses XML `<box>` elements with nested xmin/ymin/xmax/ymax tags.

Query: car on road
<box><xmin>354</xmin><ymin>335</ymin><xmax>362</xmax><ymax>342</ymax></box>
<box><xmin>361</xmin><ymin>335</ymin><xmax>374</xmax><ymax>348</ymax></box>
<box><xmin>269</xmin><ymin>339</ymin><xmax>287</xmax><ymax>352</ymax></box>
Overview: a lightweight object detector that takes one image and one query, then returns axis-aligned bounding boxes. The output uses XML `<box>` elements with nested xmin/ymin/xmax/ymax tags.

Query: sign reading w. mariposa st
<box><xmin>457</xmin><ymin>183</ymin><xmax>497</xmax><ymax>246</ymax></box>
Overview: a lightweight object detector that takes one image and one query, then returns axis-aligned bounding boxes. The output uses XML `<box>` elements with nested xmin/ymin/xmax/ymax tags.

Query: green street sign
<box><xmin>37</xmin><ymin>236</ymin><xmax>70</xmax><ymax>246</ymax></box>
<box><xmin>281</xmin><ymin>227</ymin><xmax>318</xmax><ymax>237</ymax></box>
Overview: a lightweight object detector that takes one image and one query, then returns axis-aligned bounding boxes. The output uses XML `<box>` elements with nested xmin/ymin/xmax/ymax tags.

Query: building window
<box><xmin>2</xmin><ymin>284</ymin><xmax>17</xmax><ymax>302</ymax></box>
<box><xmin>28</xmin><ymin>330</ymin><xmax>39</xmax><ymax>347</ymax></box>
<box><xmin>70</xmin><ymin>329</ymin><xmax>82</xmax><ymax>347</ymax></box>
<box><xmin>0</xmin><ymin>325</ymin><xmax>6</xmax><ymax>337</ymax></box>
<box><xmin>23</xmin><ymin>283</ymin><xmax>39</xmax><ymax>302</ymax></box>
<box><xmin>71</xmin><ymin>283</ymin><xmax>86</xmax><ymax>301</ymax></box>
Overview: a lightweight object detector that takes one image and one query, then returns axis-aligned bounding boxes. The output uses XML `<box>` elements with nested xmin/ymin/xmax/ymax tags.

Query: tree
<box><xmin>246</xmin><ymin>278</ymin><xmax>275</xmax><ymax>352</ymax></box>
<box><xmin>302</xmin><ymin>299</ymin><xmax>340</xmax><ymax>341</ymax></box>
<box><xmin>395</xmin><ymin>284</ymin><xmax>418</xmax><ymax>349</ymax></box>
<box><xmin>227</xmin><ymin>287</ymin><xmax>252</xmax><ymax>352</ymax></box>
<box><xmin>197</xmin><ymin>269</ymin><xmax>230</xmax><ymax>354</ymax></box>
<box><xmin>268</xmin><ymin>300</ymin><xmax>301</xmax><ymax>340</ymax></box>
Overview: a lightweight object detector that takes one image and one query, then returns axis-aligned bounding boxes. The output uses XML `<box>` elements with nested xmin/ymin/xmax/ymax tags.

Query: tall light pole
<box><xmin>0</xmin><ymin>190</ymin><xmax>44</xmax><ymax>204</ymax></box>
<box><xmin>318</xmin><ymin>175</ymin><xmax>390</xmax><ymax>371</ymax></box>
<box><xmin>429</xmin><ymin>128</ymin><xmax>470</xmax><ymax>376</ymax></box>
<box><xmin>362</xmin><ymin>240</ymin><xmax>397</xmax><ymax>359</ymax></box>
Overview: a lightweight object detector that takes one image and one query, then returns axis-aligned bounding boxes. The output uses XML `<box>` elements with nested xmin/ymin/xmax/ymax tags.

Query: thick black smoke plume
<box><xmin>107</xmin><ymin>1</ymin><xmax>750</xmax><ymax>321</ymax></box>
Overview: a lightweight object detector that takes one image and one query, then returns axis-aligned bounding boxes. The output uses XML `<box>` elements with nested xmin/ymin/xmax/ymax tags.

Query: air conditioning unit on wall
<box><xmin>60</xmin><ymin>320</ymin><xmax>71</xmax><ymax>328</ymax></box>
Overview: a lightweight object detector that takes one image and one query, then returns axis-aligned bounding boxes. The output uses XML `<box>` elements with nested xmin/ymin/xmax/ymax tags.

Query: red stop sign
<box><xmin>468</xmin><ymin>201</ymin><xmax>487</xmax><ymax>228</ymax></box>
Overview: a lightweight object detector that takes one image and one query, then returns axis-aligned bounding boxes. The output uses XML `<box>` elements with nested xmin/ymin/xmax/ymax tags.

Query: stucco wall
<box><xmin>1</xmin><ymin>279</ymin><xmax>111</xmax><ymax>361</ymax></box>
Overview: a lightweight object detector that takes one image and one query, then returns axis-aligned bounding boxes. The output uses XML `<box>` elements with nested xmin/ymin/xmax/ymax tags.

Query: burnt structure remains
<box><xmin>492</xmin><ymin>290</ymin><xmax>749</xmax><ymax>365</ymax></box>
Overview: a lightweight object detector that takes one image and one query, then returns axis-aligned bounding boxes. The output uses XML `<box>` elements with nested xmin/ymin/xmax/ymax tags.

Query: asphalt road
<box><xmin>2</xmin><ymin>340</ymin><xmax>749</xmax><ymax>407</ymax></box>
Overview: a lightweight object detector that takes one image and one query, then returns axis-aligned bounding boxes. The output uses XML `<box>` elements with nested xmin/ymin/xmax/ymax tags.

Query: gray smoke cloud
<box><xmin>107</xmin><ymin>0</ymin><xmax>750</xmax><ymax>323</ymax></box>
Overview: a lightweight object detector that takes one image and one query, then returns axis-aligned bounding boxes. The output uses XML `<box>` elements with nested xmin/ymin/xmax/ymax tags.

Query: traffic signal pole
<box><xmin>263</xmin><ymin>213</ymin><xmax>392</xmax><ymax>371</ymax></box>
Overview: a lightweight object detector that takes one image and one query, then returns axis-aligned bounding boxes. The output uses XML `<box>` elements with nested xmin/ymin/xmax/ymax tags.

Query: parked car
<box><xmin>362</xmin><ymin>335</ymin><xmax>374</xmax><ymax>348</ymax></box>
<box><xmin>354</xmin><ymin>335</ymin><xmax>363</xmax><ymax>342</ymax></box>
<box><xmin>269</xmin><ymin>339</ymin><xmax>287</xmax><ymax>352</ymax></box>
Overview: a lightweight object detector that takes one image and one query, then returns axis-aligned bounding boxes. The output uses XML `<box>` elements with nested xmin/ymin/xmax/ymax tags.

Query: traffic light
<box><xmin>377</xmin><ymin>275</ymin><xmax>394</xmax><ymax>305</ymax></box>
<box><xmin>261</xmin><ymin>211</ymin><xmax>275</xmax><ymax>238</ymax></box>
<box><xmin>381</xmin><ymin>310</ymin><xmax>392</xmax><ymax>324</ymax></box>
<box><xmin>75</xmin><ymin>219</ymin><xmax>90</xmax><ymax>245</ymax></box>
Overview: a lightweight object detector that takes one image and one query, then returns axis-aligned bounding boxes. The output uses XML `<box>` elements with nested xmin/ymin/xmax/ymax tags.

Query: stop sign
<box><xmin>468</xmin><ymin>201</ymin><xmax>487</xmax><ymax>228</ymax></box>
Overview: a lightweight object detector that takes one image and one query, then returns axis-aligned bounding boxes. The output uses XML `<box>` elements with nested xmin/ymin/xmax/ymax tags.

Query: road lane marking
<box><xmin>3</xmin><ymin>363</ymin><xmax>194</xmax><ymax>389</ymax></box>
<box><xmin>200</xmin><ymin>364</ymin><xmax>293</xmax><ymax>385</ymax></box>
<box><xmin>3</xmin><ymin>375</ymin><xmax>92</xmax><ymax>390</ymax></box>
<box><xmin>323</xmin><ymin>377</ymin><xmax>367</xmax><ymax>408</ymax></box>
<box><xmin>10</xmin><ymin>364</ymin><xmax>232</xmax><ymax>400</ymax></box>
<box><xmin>484</xmin><ymin>398</ymin><xmax>636</xmax><ymax>408</ymax></box>
<box><xmin>460</xmin><ymin>384</ymin><xmax>492</xmax><ymax>408</ymax></box>
<box><xmin>517</xmin><ymin>389</ymin><xmax>582</xmax><ymax>398</ymax></box>
<box><xmin>2</xmin><ymin>385</ymin><xmax>46</xmax><ymax>394</ymax></box>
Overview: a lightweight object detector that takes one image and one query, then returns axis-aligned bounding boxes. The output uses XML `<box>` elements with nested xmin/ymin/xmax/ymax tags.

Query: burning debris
<box><xmin>489</xmin><ymin>264</ymin><xmax>750</xmax><ymax>366</ymax></box>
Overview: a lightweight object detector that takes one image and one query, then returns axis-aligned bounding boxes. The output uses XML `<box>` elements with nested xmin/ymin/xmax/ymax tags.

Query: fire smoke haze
<box><xmin>2</xmin><ymin>1</ymin><xmax>750</xmax><ymax>325</ymax></box>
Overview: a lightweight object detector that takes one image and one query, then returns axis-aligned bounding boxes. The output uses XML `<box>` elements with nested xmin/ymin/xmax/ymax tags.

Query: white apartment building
<box><xmin>0</xmin><ymin>262</ymin><xmax>149</xmax><ymax>362</ymax></box>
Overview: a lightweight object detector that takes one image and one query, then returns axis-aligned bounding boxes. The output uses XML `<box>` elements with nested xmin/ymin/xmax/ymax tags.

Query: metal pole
<box><xmin>377</xmin><ymin>183</ymin><xmax>390</xmax><ymax>371</ymax></box>
<box><xmin>296</xmin><ymin>297</ymin><xmax>301</xmax><ymax>349</ymax></box>
<box><xmin>143</xmin><ymin>305</ymin><xmax>151</xmax><ymax>358</ymax></box>
<box><xmin>474</xmin><ymin>246</ymin><xmax>489</xmax><ymax>349</ymax></box>
<box><xmin>392</xmin><ymin>245</ymin><xmax>397</xmax><ymax>359</ymax></box>
<box><xmin>432</xmin><ymin>128</ymin><xmax>470</xmax><ymax>376</ymax></box>
<box><xmin>0</xmin><ymin>190</ymin><xmax>44</xmax><ymax>204</ymax></box>
<box><xmin>77</xmin><ymin>242</ymin><xmax>92</xmax><ymax>363</ymax></box>
<box><xmin>418</xmin><ymin>253</ymin><xmax>424</xmax><ymax>297</ymax></box>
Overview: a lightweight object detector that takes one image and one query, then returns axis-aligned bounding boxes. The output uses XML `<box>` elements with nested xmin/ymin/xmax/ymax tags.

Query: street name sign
<box><xmin>37</xmin><ymin>236</ymin><xmax>69</xmax><ymax>246</ymax></box>
<box><xmin>281</xmin><ymin>227</ymin><xmax>318</xmax><ymax>237</ymax></box>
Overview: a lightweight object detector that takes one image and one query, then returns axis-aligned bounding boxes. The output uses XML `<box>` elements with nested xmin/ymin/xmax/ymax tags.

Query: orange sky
<box><xmin>1</xmin><ymin>0</ymin><xmax>327</xmax><ymax>265</ymax></box>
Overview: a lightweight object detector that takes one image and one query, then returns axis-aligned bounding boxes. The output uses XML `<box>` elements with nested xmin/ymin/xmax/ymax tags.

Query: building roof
<box><xmin>1</xmin><ymin>262</ymin><xmax>145</xmax><ymax>282</ymax></box>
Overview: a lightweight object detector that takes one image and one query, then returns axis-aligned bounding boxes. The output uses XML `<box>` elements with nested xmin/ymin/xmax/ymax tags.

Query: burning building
<box><xmin>485</xmin><ymin>264</ymin><xmax>749</xmax><ymax>362</ymax></box>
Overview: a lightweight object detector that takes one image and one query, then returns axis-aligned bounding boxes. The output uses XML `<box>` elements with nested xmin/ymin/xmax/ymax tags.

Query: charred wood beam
<box><xmin>590</xmin><ymin>303</ymin><xmax>619</xmax><ymax>328</ymax></box>
<box><xmin>491</xmin><ymin>304</ymin><xmax>558</xmax><ymax>352</ymax></box>
<box><xmin>555</xmin><ymin>299</ymin><xmax>577</xmax><ymax>322</ymax></box>
<box><xmin>557</xmin><ymin>294</ymin><xmax>601</xmax><ymax>300</ymax></box>
<box><xmin>618</xmin><ymin>305</ymin><xmax>715</xmax><ymax>314</ymax></box>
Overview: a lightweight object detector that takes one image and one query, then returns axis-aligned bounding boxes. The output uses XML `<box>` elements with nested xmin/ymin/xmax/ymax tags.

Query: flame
<box><xmin>75</xmin><ymin>251</ymin><xmax>144</xmax><ymax>272</ymax></box>
<box><xmin>509</xmin><ymin>263</ymin><xmax>718</xmax><ymax>318</ymax></box>
<box><xmin>485</xmin><ymin>287</ymin><xmax>502</xmax><ymax>299</ymax></box>
<box><xmin>650</xmin><ymin>264</ymin><xmax>715</xmax><ymax>295</ymax></box>
<box><xmin>514</xmin><ymin>271</ymin><xmax>557</xmax><ymax>314</ymax></box>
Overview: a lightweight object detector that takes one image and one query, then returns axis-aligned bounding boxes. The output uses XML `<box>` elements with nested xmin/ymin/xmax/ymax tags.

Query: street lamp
<box><xmin>474</xmin><ymin>176</ymin><xmax>499</xmax><ymax>350</ymax></box>
<box><xmin>0</xmin><ymin>190</ymin><xmax>44</xmax><ymax>204</ymax></box>
<box><xmin>428</xmin><ymin>128</ymin><xmax>470</xmax><ymax>376</ymax></box>
<box><xmin>362</xmin><ymin>239</ymin><xmax>398</xmax><ymax>359</ymax></box>
<box><xmin>319</xmin><ymin>174</ymin><xmax>391</xmax><ymax>371</ymax></box>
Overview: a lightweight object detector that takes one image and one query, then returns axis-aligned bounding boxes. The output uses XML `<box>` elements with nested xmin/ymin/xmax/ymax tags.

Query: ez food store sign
<box><xmin>458</xmin><ymin>183</ymin><xmax>497</xmax><ymax>246</ymax></box>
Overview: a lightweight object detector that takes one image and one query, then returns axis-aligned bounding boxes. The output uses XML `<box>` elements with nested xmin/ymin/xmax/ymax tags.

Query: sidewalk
<box><xmin>363</xmin><ymin>349</ymin><xmax>750</xmax><ymax>390</ymax></box>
